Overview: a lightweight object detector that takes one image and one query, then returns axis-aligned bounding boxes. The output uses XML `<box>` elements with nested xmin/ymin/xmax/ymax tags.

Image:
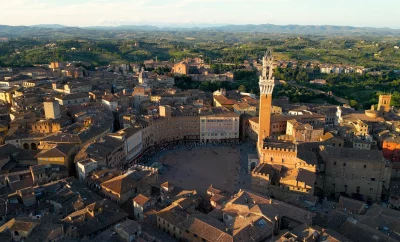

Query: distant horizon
<box><xmin>2</xmin><ymin>0</ymin><xmax>399</xmax><ymax>29</ymax></box>
<box><xmin>3</xmin><ymin>22</ymin><xmax>399</xmax><ymax>31</ymax></box>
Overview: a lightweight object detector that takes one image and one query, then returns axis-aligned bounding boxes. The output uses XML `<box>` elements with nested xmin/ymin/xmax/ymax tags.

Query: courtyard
<box><xmin>146</xmin><ymin>142</ymin><xmax>256</xmax><ymax>194</ymax></box>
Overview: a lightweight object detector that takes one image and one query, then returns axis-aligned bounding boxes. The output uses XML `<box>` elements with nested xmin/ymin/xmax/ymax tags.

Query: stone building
<box><xmin>172</xmin><ymin>61</ymin><xmax>189</xmax><ymax>75</ymax></box>
<box><xmin>286</xmin><ymin>120</ymin><xmax>324</xmax><ymax>142</ymax></box>
<box><xmin>320</xmin><ymin>145</ymin><xmax>391</xmax><ymax>202</ymax></box>
<box><xmin>55</xmin><ymin>92</ymin><xmax>89</xmax><ymax>106</ymax></box>
<box><xmin>245</xmin><ymin>117</ymin><xmax>259</xmax><ymax>142</ymax></box>
<box><xmin>382</xmin><ymin>136</ymin><xmax>400</xmax><ymax>162</ymax></box>
<box><xmin>31</xmin><ymin>119</ymin><xmax>64</xmax><ymax>134</ymax></box>
<box><xmin>199</xmin><ymin>107</ymin><xmax>240</xmax><ymax>143</ymax></box>
<box><xmin>252</xmin><ymin>140</ymin><xmax>318</xmax><ymax>197</ymax></box>
<box><xmin>378</xmin><ymin>94</ymin><xmax>391</xmax><ymax>113</ymax></box>
<box><xmin>354</xmin><ymin>119</ymin><xmax>369</xmax><ymax>136</ymax></box>
<box><xmin>100</xmin><ymin>166</ymin><xmax>158</xmax><ymax>204</ymax></box>
<box><xmin>140</xmin><ymin>105</ymin><xmax>200</xmax><ymax>149</ymax></box>
<box><xmin>108</xmin><ymin>126</ymin><xmax>143</xmax><ymax>163</ymax></box>
<box><xmin>0</xmin><ymin>217</ymin><xmax>39</xmax><ymax>242</ymax></box>
<box><xmin>36</xmin><ymin>144</ymin><xmax>77</xmax><ymax>172</ymax></box>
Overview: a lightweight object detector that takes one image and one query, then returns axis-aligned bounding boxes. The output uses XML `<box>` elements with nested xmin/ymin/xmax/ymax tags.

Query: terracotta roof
<box><xmin>249</xmin><ymin>117</ymin><xmax>259</xmax><ymax>124</ymax></box>
<box><xmin>180</xmin><ymin>214</ymin><xmax>233</xmax><ymax>242</ymax></box>
<box><xmin>320</xmin><ymin>132</ymin><xmax>334</xmax><ymax>141</ymax></box>
<box><xmin>133</xmin><ymin>194</ymin><xmax>150</xmax><ymax>206</ymax></box>
<box><xmin>102</xmin><ymin>94</ymin><xmax>118</xmax><ymax>102</ymax></box>
<box><xmin>100</xmin><ymin>170</ymin><xmax>151</xmax><ymax>194</ymax></box>
<box><xmin>161</xmin><ymin>181</ymin><xmax>174</xmax><ymax>189</ymax></box>
<box><xmin>213</xmin><ymin>95</ymin><xmax>237</xmax><ymax>106</ymax></box>
<box><xmin>0</xmin><ymin>217</ymin><xmax>38</xmax><ymax>232</ymax></box>
<box><xmin>36</xmin><ymin>144</ymin><xmax>75</xmax><ymax>158</ymax></box>
<box><xmin>57</xmin><ymin>92</ymin><xmax>88</xmax><ymax>100</ymax></box>
<box><xmin>62</xmin><ymin>199</ymin><xmax>128</xmax><ymax>237</ymax></box>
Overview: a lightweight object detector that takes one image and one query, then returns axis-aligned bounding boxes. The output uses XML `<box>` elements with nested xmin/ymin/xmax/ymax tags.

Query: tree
<box><xmin>296</xmin><ymin>71</ymin><xmax>309</xmax><ymax>82</ymax></box>
<box><xmin>349</xmin><ymin>100</ymin><xmax>358</xmax><ymax>108</ymax></box>
<box><xmin>238</xmin><ymin>85</ymin><xmax>246</xmax><ymax>93</ymax></box>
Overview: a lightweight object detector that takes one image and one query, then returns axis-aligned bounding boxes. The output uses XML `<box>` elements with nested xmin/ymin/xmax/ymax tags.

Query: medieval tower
<box><xmin>257</xmin><ymin>50</ymin><xmax>275</xmax><ymax>152</ymax></box>
<box><xmin>378</xmin><ymin>94</ymin><xmax>391</xmax><ymax>113</ymax></box>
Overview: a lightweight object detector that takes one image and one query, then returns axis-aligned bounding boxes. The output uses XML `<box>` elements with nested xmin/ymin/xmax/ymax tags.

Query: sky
<box><xmin>1</xmin><ymin>0</ymin><xmax>399</xmax><ymax>29</ymax></box>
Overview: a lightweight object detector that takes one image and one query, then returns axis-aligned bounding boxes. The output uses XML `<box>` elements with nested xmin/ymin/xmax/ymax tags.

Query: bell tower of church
<box><xmin>378</xmin><ymin>94</ymin><xmax>391</xmax><ymax>113</ymax></box>
<box><xmin>258</xmin><ymin>49</ymin><xmax>275</xmax><ymax>151</ymax></box>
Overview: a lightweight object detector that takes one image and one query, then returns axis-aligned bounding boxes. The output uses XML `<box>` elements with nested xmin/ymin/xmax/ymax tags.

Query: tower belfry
<box><xmin>258</xmin><ymin>49</ymin><xmax>275</xmax><ymax>150</ymax></box>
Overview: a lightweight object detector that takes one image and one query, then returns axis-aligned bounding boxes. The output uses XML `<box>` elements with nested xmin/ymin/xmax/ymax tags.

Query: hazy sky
<box><xmin>1</xmin><ymin>0</ymin><xmax>399</xmax><ymax>28</ymax></box>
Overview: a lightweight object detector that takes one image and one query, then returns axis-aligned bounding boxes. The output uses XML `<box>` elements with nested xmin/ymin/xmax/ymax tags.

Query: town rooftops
<box><xmin>0</xmin><ymin>144</ymin><xmax>19</xmax><ymax>159</ymax></box>
<box><xmin>100</xmin><ymin>170</ymin><xmax>152</xmax><ymax>195</ymax></box>
<box><xmin>319</xmin><ymin>145</ymin><xmax>385</xmax><ymax>163</ymax></box>
<box><xmin>200</xmin><ymin>107</ymin><xmax>239</xmax><ymax>117</ymax></box>
<box><xmin>36</xmin><ymin>144</ymin><xmax>75</xmax><ymax>158</ymax></box>
<box><xmin>0</xmin><ymin>217</ymin><xmax>39</xmax><ymax>233</ymax></box>
<box><xmin>41</xmin><ymin>133</ymin><xmax>82</xmax><ymax>144</ymax></box>
<box><xmin>62</xmin><ymin>199</ymin><xmax>128</xmax><ymax>237</ymax></box>
<box><xmin>297</xmin><ymin>148</ymin><xmax>318</xmax><ymax>165</ymax></box>
<box><xmin>56</xmin><ymin>92</ymin><xmax>88</xmax><ymax>100</ymax></box>
<box><xmin>180</xmin><ymin>214</ymin><xmax>233</xmax><ymax>242</ymax></box>
<box><xmin>296</xmin><ymin>168</ymin><xmax>316</xmax><ymax>186</ymax></box>
<box><xmin>338</xmin><ymin>196</ymin><xmax>366</xmax><ymax>214</ymax></box>
<box><xmin>102</xmin><ymin>94</ymin><xmax>119</xmax><ymax>102</ymax></box>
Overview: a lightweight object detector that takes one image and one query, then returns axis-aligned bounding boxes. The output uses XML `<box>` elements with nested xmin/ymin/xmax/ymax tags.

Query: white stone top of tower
<box><xmin>259</xmin><ymin>49</ymin><xmax>275</xmax><ymax>95</ymax></box>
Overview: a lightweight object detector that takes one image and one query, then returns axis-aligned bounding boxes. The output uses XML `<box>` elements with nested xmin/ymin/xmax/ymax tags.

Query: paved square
<box><xmin>158</xmin><ymin>147</ymin><xmax>241</xmax><ymax>194</ymax></box>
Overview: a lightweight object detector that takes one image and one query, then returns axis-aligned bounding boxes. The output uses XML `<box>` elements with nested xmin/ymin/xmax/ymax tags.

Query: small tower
<box><xmin>378</xmin><ymin>94</ymin><xmax>391</xmax><ymax>113</ymax></box>
<box><xmin>138</xmin><ymin>67</ymin><xmax>148</xmax><ymax>84</ymax></box>
<box><xmin>159</xmin><ymin>105</ymin><xmax>172</xmax><ymax>119</ymax></box>
<box><xmin>258</xmin><ymin>49</ymin><xmax>275</xmax><ymax>150</ymax></box>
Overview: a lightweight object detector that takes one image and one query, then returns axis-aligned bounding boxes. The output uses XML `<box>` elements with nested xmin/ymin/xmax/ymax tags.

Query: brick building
<box><xmin>320</xmin><ymin>146</ymin><xmax>391</xmax><ymax>202</ymax></box>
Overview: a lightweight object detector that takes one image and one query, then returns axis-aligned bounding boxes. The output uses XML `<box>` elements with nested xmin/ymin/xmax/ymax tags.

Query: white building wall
<box><xmin>200</xmin><ymin>116</ymin><xmax>239</xmax><ymax>142</ymax></box>
<box><xmin>126</xmin><ymin>130</ymin><xmax>143</xmax><ymax>161</ymax></box>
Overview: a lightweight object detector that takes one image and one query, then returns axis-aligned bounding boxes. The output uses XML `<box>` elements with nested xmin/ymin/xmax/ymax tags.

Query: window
<box><xmin>364</xmin><ymin>165</ymin><xmax>366</xmax><ymax>168</ymax></box>
<box><xmin>186</xmin><ymin>230</ymin><xmax>189</xmax><ymax>233</ymax></box>
<box><xmin>357</xmin><ymin>186</ymin><xmax>360</xmax><ymax>193</ymax></box>
<box><xmin>343</xmin><ymin>163</ymin><xmax>346</xmax><ymax>167</ymax></box>
<box><xmin>371</xmin><ymin>178</ymin><xmax>375</xmax><ymax>181</ymax></box>
<box><xmin>333</xmin><ymin>162</ymin><xmax>337</xmax><ymax>165</ymax></box>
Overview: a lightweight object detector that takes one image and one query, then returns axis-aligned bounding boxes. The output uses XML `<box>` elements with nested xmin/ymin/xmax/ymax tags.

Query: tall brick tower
<box><xmin>257</xmin><ymin>50</ymin><xmax>275</xmax><ymax>151</ymax></box>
